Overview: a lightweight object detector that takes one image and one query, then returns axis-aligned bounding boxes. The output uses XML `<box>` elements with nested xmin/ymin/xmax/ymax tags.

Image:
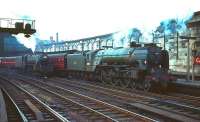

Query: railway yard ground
<box><xmin>0</xmin><ymin>69</ymin><xmax>200</xmax><ymax>122</ymax></box>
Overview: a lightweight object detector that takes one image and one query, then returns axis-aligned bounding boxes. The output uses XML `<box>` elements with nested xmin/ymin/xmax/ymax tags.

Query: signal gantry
<box><xmin>0</xmin><ymin>18</ymin><xmax>36</xmax><ymax>38</ymax></box>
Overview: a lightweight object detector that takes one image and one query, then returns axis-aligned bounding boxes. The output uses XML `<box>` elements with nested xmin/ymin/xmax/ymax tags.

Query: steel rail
<box><xmin>15</xmin><ymin>75</ymin><xmax>156</xmax><ymax>122</ymax></box>
<box><xmin>0</xmin><ymin>76</ymin><xmax>69</xmax><ymax>122</ymax></box>
<box><xmin>45</xmin><ymin>77</ymin><xmax>200</xmax><ymax>122</ymax></box>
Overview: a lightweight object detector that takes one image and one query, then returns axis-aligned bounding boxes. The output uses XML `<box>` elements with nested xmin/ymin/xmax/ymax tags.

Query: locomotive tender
<box><xmin>0</xmin><ymin>42</ymin><xmax>173</xmax><ymax>91</ymax></box>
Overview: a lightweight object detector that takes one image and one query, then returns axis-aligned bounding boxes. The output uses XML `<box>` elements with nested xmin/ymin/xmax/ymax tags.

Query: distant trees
<box><xmin>156</xmin><ymin>22</ymin><xmax>165</xmax><ymax>34</ymax></box>
<box><xmin>128</xmin><ymin>28</ymin><xmax>142</xmax><ymax>43</ymax></box>
<box><xmin>167</xmin><ymin>19</ymin><xmax>182</xmax><ymax>34</ymax></box>
<box><xmin>153</xmin><ymin>19</ymin><xmax>186</xmax><ymax>42</ymax></box>
<box><xmin>155</xmin><ymin>19</ymin><xmax>184</xmax><ymax>35</ymax></box>
<box><xmin>154</xmin><ymin>18</ymin><xmax>187</xmax><ymax>60</ymax></box>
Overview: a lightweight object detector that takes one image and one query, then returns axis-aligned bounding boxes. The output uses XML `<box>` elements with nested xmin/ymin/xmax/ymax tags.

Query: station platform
<box><xmin>171</xmin><ymin>79</ymin><xmax>200</xmax><ymax>96</ymax></box>
<box><xmin>174</xmin><ymin>79</ymin><xmax>200</xmax><ymax>88</ymax></box>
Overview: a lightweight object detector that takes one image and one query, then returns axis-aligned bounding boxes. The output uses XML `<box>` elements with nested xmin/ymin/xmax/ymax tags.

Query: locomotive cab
<box><xmin>143</xmin><ymin>46</ymin><xmax>171</xmax><ymax>91</ymax></box>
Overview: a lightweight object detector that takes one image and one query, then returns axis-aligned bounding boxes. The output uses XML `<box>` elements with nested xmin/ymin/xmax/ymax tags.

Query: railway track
<box><xmin>2</xmin><ymin>75</ymin><xmax>156</xmax><ymax>122</ymax></box>
<box><xmin>11</xmin><ymin>73</ymin><xmax>200</xmax><ymax>122</ymax></box>
<box><xmin>0</xmin><ymin>88</ymin><xmax>27</xmax><ymax>122</ymax></box>
<box><xmin>56</xmin><ymin>77</ymin><xmax>200</xmax><ymax>108</ymax></box>
<box><xmin>0</xmin><ymin>77</ymin><xmax>68</xmax><ymax>122</ymax></box>
<box><xmin>38</xmin><ymin>76</ymin><xmax>200</xmax><ymax>122</ymax></box>
<box><xmin>164</xmin><ymin>93</ymin><xmax>200</xmax><ymax>106</ymax></box>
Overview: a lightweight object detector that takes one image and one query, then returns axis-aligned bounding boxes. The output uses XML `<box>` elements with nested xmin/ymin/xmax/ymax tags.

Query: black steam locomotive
<box><xmin>47</xmin><ymin>42</ymin><xmax>173</xmax><ymax>91</ymax></box>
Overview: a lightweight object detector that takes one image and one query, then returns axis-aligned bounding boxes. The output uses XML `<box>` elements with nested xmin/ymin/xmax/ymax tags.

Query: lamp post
<box><xmin>164</xmin><ymin>33</ymin><xmax>166</xmax><ymax>50</ymax></box>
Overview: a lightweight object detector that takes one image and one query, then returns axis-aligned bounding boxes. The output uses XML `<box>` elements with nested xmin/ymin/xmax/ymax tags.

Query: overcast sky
<box><xmin>0</xmin><ymin>0</ymin><xmax>199</xmax><ymax>50</ymax></box>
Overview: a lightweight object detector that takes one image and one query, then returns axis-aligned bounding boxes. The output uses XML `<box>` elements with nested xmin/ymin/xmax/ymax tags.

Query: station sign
<box><xmin>194</xmin><ymin>56</ymin><xmax>200</xmax><ymax>65</ymax></box>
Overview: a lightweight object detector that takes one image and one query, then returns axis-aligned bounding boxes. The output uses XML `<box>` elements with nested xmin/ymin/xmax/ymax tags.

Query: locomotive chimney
<box><xmin>129</xmin><ymin>41</ymin><xmax>141</xmax><ymax>48</ymax></box>
<box><xmin>130</xmin><ymin>42</ymin><xmax>136</xmax><ymax>48</ymax></box>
